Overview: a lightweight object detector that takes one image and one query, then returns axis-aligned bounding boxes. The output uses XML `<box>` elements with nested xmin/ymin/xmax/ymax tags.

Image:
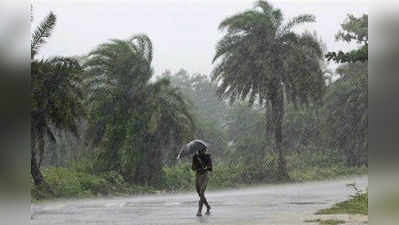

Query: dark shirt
<box><xmin>192</xmin><ymin>153</ymin><xmax>212</xmax><ymax>175</ymax></box>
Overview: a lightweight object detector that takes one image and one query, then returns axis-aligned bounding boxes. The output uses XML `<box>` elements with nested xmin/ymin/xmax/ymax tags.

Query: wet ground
<box><xmin>31</xmin><ymin>176</ymin><xmax>367</xmax><ymax>225</ymax></box>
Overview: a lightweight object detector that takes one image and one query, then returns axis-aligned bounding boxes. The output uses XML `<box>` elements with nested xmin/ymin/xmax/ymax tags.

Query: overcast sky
<box><xmin>33</xmin><ymin>0</ymin><xmax>368</xmax><ymax>76</ymax></box>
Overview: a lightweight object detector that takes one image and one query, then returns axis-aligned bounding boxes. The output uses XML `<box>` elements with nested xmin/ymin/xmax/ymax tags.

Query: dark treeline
<box><xmin>31</xmin><ymin>1</ymin><xmax>367</xmax><ymax>199</ymax></box>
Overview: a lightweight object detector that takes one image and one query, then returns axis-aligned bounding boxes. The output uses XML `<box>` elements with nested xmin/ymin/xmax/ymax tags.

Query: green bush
<box><xmin>161</xmin><ymin>163</ymin><xmax>195</xmax><ymax>191</ymax></box>
<box><xmin>102</xmin><ymin>170</ymin><xmax>125</xmax><ymax>186</ymax></box>
<box><xmin>208</xmin><ymin>155</ymin><xmax>278</xmax><ymax>188</ymax></box>
<box><xmin>42</xmin><ymin>167</ymin><xmax>83</xmax><ymax>198</ymax></box>
<box><xmin>208</xmin><ymin>162</ymin><xmax>240</xmax><ymax>188</ymax></box>
<box><xmin>76</xmin><ymin>172</ymin><xmax>110</xmax><ymax>196</ymax></box>
<box><xmin>68</xmin><ymin>154</ymin><xmax>97</xmax><ymax>174</ymax></box>
<box><xmin>287</xmin><ymin>149</ymin><xmax>367</xmax><ymax>182</ymax></box>
<box><xmin>32</xmin><ymin>167</ymin><xmax>157</xmax><ymax>200</ymax></box>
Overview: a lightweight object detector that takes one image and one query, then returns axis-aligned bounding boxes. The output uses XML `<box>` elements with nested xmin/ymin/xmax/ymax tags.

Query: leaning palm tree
<box><xmin>84</xmin><ymin>34</ymin><xmax>155</xmax><ymax>172</ymax></box>
<box><xmin>31</xmin><ymin>12</ymin><xmax>85</xmax><ymax>187</ymax></box>
<box><xmin>212</xmin><ymin>1</ymin><xmax>325</xmax><ymax>179</ymax></box>
<box><xmin>84</xmin><ymin>34</ymin><xmax>195</xmax><ymax>184</ymax></box>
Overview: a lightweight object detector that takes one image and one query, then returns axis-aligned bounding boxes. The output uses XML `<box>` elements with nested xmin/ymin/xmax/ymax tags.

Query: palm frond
<box><xmin>297</xmin><ymin>32</ymin><xmax>323</xmax><ymax>57</ymax></box>
<box><xmin>31</xmin><ymin>11</ymin><xmax>56</xmax><ymax>59</ymax></box>
<box><xmin>280</xmin><ymin>14</ymin><xmax>315</xmax><ymax>35</ymax></box>
<box><xmin>255</xmin><ymin>1</ymin><xmax>283</xmax><ymax>28</ymax></box>
<box><xmin>129</xmin><ymin>34</ymin><xmax>153</xmax><ymax>64</ymax></box>
<box><xmin>255</xmin><ymin>0</ymin><xmax>274</xmax><ymax>14</ymax></box>
<box><xmin>218</xmin><ymin>10</ymin><xmax>262</xmax><ymax>33</ymax></box>
<box><xmin>213</xmin><ymin>34</ymin><xmax>244</xmax><ymax>63</ymax></box>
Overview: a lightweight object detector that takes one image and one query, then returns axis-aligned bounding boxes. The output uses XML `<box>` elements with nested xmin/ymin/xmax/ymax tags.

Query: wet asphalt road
<box><xmin>31</xmin><ymin>176</ymin><xmax>367</xmax><ymax>225</ymax></box>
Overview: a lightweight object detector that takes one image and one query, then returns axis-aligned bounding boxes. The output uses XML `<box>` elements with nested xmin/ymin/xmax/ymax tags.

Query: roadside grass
<box><xmin>289</xmin><ymin>165</ymin><xmax>367</xmax><ymax>183</ymax></box>
<box><xmin>31</xmin><ymin>167</ymin><xmax>157</xmax><ymax>201</ymax></box>
<box><xmin>316</xmin><ymin>184</ymin><xmax>368</xmax><ymax>215</ymax></box>
<box><xmin>287</xmin><ymin>150</ymin><xmax>367</xmax><ymax>183</ymax></box>
<box><xmin>305</xmin><ymin>219</ymin><xmax>345</xmax><ymax>225</ymax></box>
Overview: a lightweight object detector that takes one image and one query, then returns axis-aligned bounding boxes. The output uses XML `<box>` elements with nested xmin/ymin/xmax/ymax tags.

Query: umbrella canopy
<box><xmin>177</xmin><ymin>139</ymin><xmax>209</xmax><ymax>159</ymax></box>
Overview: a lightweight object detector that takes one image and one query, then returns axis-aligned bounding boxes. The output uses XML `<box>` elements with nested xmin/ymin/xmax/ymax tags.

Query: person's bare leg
<box><xmin>202</xmin><ymin>194</ymin><xmax>211</xmax><ymax>215</ymax></box>
<box><xmin>196</xmin><ymin>175</ymin><xmax>202</xmax><ymax>216</ymax></box>
<box><xmin>196</xmin><ymin>178</ymin><xmax>200</xmax><ymax>195</ymax></box>
<box><xmin>197</xmin><ymin>199</ymin><xmax>203</xmax><ymax>216</ymax></box>
<box><xmin>201</xmin><ymin>174</ymin><xmax>211</xmax><ymax>214</ymax></box>
<box><xmin>200</xmin><ymin>194</ymin><xmax>211</xmax><ymax>215</ymax></box>
<box><xmin>201</xmin><ymin>192</ymin><xmax>210</xmax><ymax>208</ymax></box>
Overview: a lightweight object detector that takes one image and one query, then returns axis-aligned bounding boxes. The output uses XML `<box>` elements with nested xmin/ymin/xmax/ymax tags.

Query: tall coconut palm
<box><xmin>84</xmin><ymin>34</ymin><xmax>195</xmax><ymax>184</ymax></box>
<box><xmin>31</xmin><ymin>12</ymin><xmax>85</xmax><ymax>187</ymax></box>
<box><xmin>212</xmin><ymin>1</ymin><xmax>325</xmax><ymax>179</ymax></box>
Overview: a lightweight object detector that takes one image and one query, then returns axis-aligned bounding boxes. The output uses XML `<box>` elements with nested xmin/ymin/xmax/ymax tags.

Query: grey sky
<box><xmin>33</xmin><ymin>0</ymin><xmax>368</xmax><ymax>76</ymax></box>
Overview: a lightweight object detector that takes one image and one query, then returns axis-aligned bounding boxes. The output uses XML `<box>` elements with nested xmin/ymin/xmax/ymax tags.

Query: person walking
<box><xmin>192</xmin><ymin>147</ymin><xmax>212</xmax><ymax>216</ymax></box>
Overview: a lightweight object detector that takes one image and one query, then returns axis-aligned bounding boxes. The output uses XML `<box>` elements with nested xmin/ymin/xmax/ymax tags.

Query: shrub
<box><xmin>76</xmin><ymin>172</ymin><xmax>110</xmax><ymax>195</ymax></box>
<box><xmin>161</xmin><ymin>163</ymin><xmax>195</xmax><ymax>191</ymax></box>
<box><xmin>208</xmin><ymin>162</ymin><xmax>240</xmax><ymax>188</ymax></box>
<box><xmin>35</xmin><ymin>167</ymin><xmax>128</xmax><ymax>199</ymax></box>
<box><xmin>41</xmin><ymin>167</ymin><xmax>82</xmax><ymax>198</ymax></box>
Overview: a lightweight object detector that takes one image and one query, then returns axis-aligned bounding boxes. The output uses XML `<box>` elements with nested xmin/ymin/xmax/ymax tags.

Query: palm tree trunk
<box><xmin>270</xmin><ymin>88</ymin><xmax>289</xmax><ymax>180</ymax></box>
<box><xmin>31</xmin><ymin>130</ymin><xmax>44</xmax><ymax>185</ymax></box>
<box><xmin>32</xmin><ymin>149</ymin><xmax>54</xmax><ymax>196</ymax></box>
<box><xmin>38</xmin><ymin>132</ymin><xmax>45</xmax><ymax>168</ymax></box>
<box><xmin>31</xmin><ymin>149</ymin><xmax>44</xmax><ymax>186</ymax></box>
<box><xmin>31</xmin><ymin>130</ymin><xmax>53</xmax><ymax>195</ymax></box>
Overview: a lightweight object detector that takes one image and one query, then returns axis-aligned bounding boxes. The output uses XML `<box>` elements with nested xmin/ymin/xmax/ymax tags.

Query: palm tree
<box><xmin>212</xmin><ymin>1</ymin><xmax>325</xmax><ymax>179</ymax></box>
<box><xmin>84</xmin><ymin>34</ymin><xmax>195</xmax><ymax>184</ymax></box>
<box><xmin>31</xmin><ymin>12</ymin><xmax>85</xmax><ymax>187</ymax></box>
<box><xmin>84</xmin><ymin>35</ymin><xmax>152</xmax><ymax>173</ymax></box>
